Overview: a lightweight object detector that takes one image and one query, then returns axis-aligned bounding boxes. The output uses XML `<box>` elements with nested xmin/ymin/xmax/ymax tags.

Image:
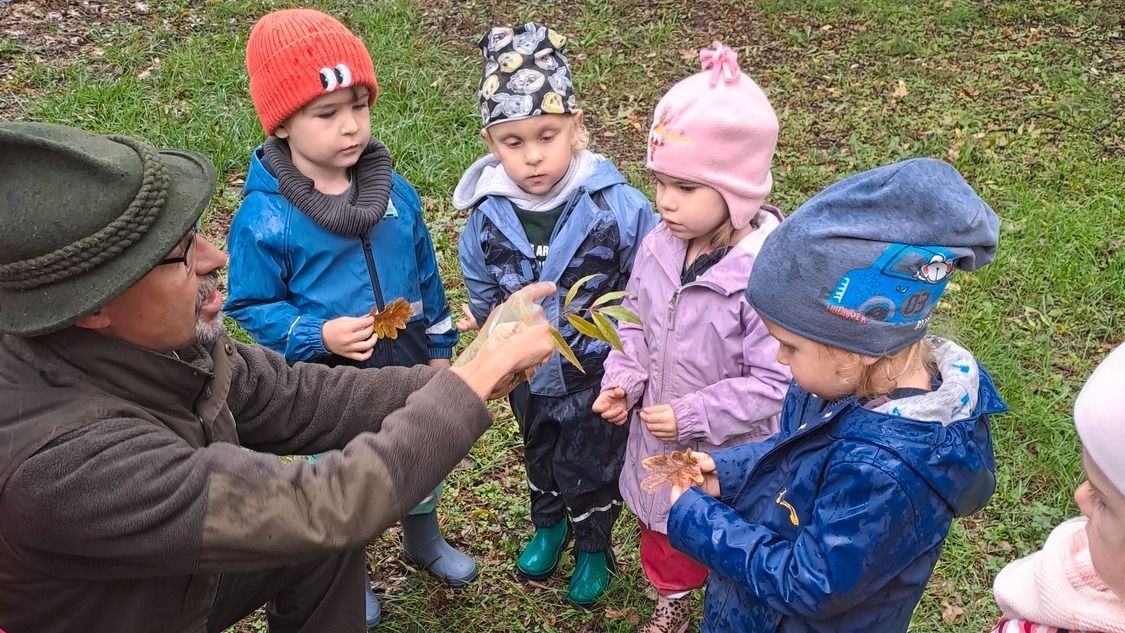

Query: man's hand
<box><xmin>322</xmin><ymin>315</ymin><xmax>378</xmax><ymax>361</ymax></box>
<box><xmin>449</xmin><ymin>282</ymin><xmax>557</xmax><ymax>401</ymax></box>
<box><xmin>640</xmin><ymin>404</ymin><xmax>678</xmax><ymax>441</ymax></box>
<box><xmin>455</xmin><ymin>305</ymin><xmax>479</xmax><ymax>332</ymax></box>
<box><xmin>450</xmin><ymin>321</ymin><xmax>554</xmax><ymax>400</ymax></box>
<box><xmin>593</xmin><ymin>387</ymin><xmax>629</xmax><ymax>424</ymax></box>
<box><xmin>670</xmin><ymin>451</ymin><xmax>720</xmax><ymax>504</ymax></box>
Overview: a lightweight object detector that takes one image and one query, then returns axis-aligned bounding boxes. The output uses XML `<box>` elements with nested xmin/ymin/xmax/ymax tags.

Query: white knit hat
<box><xmin>1075</xmin><ymin>342</ymin><xmax>1125</xmax><ymax>496</ymax></box>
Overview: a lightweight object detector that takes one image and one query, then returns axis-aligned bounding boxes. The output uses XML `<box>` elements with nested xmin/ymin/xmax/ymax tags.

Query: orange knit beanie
<box><xmin>246</xmin><ymin>9</ymin><xmax>378</xmax><ymax>135</ymax></box>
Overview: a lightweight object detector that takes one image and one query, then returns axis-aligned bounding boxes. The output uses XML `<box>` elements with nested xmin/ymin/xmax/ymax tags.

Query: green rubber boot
<box><xmin>516</xmin><ymin>519</ymin><xmax>570</xmax><ymax>580</ymax></box>
<box><xmin>566</xmin><ymin>550</ymin><xmax>614</xmax><ymax>606</ymax></box>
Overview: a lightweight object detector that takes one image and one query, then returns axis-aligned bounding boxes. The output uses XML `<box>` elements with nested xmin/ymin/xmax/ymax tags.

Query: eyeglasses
<box><xmin>157</xmin><ymin>223</ymin><xmax>199</xmax><ymax>275</ymax></box>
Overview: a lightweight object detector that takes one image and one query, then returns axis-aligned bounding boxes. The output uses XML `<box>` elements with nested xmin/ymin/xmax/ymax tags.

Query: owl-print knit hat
<box><xmin>246</xmin><ymin>8</ymin><xmax>378</xmax><ymax>135</ymax></box>
<box><xmin>477</xmin><ymin>22</ymin><xmax>577</xmax><ymax>128</ymax></box>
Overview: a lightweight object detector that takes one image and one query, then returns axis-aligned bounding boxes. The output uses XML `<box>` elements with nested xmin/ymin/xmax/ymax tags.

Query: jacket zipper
<box><xmin>655</xmin><ymin>288</ymin><xmax>681</xmax><ymax>411</ymax></box>
<box><xmin>657</xmin><ymin>280</ymin><xmax>720</xmax><ymax>440</ymax></box>
<box><xmin>539</xmin><ymin>190</ymin><xmax>583</xmax><ymax>279</ymax></box>
<box><xmin>359</xmin><ymin>234</ymin><xmax>385</xmax><ymax>311</ymax></box>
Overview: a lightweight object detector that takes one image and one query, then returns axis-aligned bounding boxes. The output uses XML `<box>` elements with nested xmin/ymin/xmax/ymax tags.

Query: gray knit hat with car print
<box><xmin>745</xmin><ymin>158</ymin><xmax>1000</xmax><ymax>356</ymax></box>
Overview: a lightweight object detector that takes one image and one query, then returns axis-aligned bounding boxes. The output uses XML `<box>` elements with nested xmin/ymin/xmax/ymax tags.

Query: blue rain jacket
<box><xmin>668</xmin><ymin>366</ymin><xmax>1005</xmax><ymax>632</ymax></box>
<box><xmin>224</xmin><ymin>147</ymin><xmax>455</xmax><ymax>365</ymax></box>
<box><xmin>457</xmin><ymin>158</ymin><xmax>656</xmax><ymax>396</ymax></box>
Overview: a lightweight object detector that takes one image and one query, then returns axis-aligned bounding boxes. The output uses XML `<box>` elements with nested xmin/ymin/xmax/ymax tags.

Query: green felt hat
<box><xmin>0</xmin><ymin>121</ymin><xmax>216</xmax><ymax>335</ymax></box>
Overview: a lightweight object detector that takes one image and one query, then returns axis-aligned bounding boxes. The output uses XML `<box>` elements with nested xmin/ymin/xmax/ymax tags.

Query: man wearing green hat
<box><xmin>0</xmin><ymin>121</ymin><xmax>555</xmax><ymax>633</ymax></box>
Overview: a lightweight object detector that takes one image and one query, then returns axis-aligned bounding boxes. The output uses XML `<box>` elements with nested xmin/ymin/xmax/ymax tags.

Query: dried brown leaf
<box><xmin>369</xmin><ymin>298</ymin><xmax>412</xmax><ymax>340</ymax></box>
<box><xmin>940</xmin><ymin>601</ymin><xmax>965</xmax><ymax>624</ymax></box>
<box><xmin>640</xmin><ymin>448</ymin><xmax>704</xmax><ymax>494</ymax></box>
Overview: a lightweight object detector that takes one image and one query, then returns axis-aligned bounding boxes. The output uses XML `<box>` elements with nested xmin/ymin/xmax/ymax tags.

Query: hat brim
<box><xmin>0</xmin><ymin>148</ymin><xmax>216</xmax><ymax>336</ymax></box>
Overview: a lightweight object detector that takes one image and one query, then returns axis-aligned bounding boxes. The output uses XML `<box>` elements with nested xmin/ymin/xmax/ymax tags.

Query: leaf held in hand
<box><xmin>369</xmin><ymin>298</ymin><xmax>413</xmax><ymax>340</ymax></box>
<box><xmin>640</xmin><ymin>448</ymin><xmax>704</xmax><ymax>494</ymax></box>
<box><xmin>596</xmin><ymin>305</ymin><xmax>642</xmax><ymax>325</ymax></box>
<box><xmin>566</xmin><ymin>314</ymin><xmax>604</xmax><ymax>340</ymax></box>
<box><xmin>563</xmin><ymin>273</ymin><xmax>604</xmax><ymax>310</ymax></box>
<box><xmin>591</xmin><ymin>311</ymin><xmax>623</xmax><ymax>351</ymax></box>
<box><xmin>549</xmin><ymin>326</ymin><xmax>586</xmax><ymax>374</ymax></box>
<box><xmin>590</xmin><ymin>290</ymin><xmax>629</xmax><ymax>307</ymax></box>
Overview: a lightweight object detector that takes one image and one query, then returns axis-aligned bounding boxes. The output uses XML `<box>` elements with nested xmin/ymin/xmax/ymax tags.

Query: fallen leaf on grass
<box><xmin>892</xmin><ymin>79</ymin><xmax>909</xmax><ymax>98</ymax></box>
<box><xmin>940</xmin><ymin>600</ymin><xmax>965</xmax><ymax>624</ymax></box>
<box><xmin>640</xmin><ymin>448</ymin><xmax>704</xmax><ymax>494</ymax></box>
<box><xmin>604</xmin><ymin>607</ymin><xmax>640</xmax><ymax>625</ymax></box>
<box><xmin>369</xmin><ymin>298</ymin><xmax>412</xmax><ymax>340</ymax></box>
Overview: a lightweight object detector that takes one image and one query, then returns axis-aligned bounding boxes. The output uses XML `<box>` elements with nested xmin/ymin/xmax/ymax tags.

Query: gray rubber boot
<box><xmin>363</xmin><ymin>570</ymin><xmax>380</xmax><ymax>629</ymax></box>
<box><xmin>401</xmin><ymin>511</ymin><xmax>478</xmax><ymax>587</ymax></box>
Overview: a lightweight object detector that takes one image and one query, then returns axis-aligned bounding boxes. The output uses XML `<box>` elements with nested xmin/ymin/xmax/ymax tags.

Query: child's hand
<box><xmin>670</xmin><ymin>451</ymin><xmax>720</xmax><ymax>504</ymax></box>
<box><xmin>428</xmin><ymin>358</ymin><xmax>452</xmax><ymax>368</ymax></box>
<box><xmin>455</xmin><ymin>305</ymin><xmax>479</xmax><ymax>332</ymax></box>
<box><xmin>322</xmin><ymin>315</ymin><xmax>378</xmax><ymax>361</ymax></box>
<box><xmin>592</xmin><ymin>387</ymin><xmax>629</xmax><ymax>424</ymax></box>
<box><xmin>640</xmin><ymin>404</ymin><xmax>678</xmax><ymax>441</ymax></box>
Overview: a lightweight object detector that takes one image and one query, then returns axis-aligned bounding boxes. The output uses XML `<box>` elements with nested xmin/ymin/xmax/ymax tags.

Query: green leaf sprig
<box><xmin>553</xmin><ymin>274</ymin><xmax>642</xmax><ymax>374</ymax></box>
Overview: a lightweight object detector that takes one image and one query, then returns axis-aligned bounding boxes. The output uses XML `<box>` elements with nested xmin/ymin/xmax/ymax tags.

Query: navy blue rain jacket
<box><xmin>668</xmin><ymin>367</ymin><xmax>1005</xmax><ymax>632</ymax></box>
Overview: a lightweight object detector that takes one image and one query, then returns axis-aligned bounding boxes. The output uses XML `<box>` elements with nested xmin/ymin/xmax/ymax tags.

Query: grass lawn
<box><xmin>2</xmin><ymin>0</ymin><xmax>1122</xmax><ymax>630</ymax></box>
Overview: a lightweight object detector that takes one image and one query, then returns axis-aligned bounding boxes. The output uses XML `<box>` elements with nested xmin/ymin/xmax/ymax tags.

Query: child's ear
<box><xmin>570</xmin><ymin>110</ymin><xmax>587</xmax><ymax>151</ymax></box>
<box><xmin>859</xmin><ymin>354</ymin><xmax>882</xmax><ymax>367</ymax></box>
<box><xmin>74</xmin><ymin>309</ymin><xmax>111</xmax><ymax>331</ymax></box>
<box><xmin>480</xmin><ymin>128</ymin><xmax>498</xmax><ymax>156</ymax></box>
<box><xmin>274</xmin><ymin>123</ymin><xmax>290</xmax><ymax>140</ymax></box>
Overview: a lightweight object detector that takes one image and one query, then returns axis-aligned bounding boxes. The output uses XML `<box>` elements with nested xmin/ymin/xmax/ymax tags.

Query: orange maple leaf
<box><xmin>640</xmin><ymin>448</ymin><xmax>704</xmax><ymax>494</ymax></box>
<box><xmin>369</xmin><ymin>298</ymin><xmax>413</xmax><ymax>340</ymax></box>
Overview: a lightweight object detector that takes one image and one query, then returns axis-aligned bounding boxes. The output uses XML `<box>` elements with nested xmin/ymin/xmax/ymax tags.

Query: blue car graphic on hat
<box><xmin>828</xmin><ymin>243</ymin><xmax>957</xmax><ymax>324</ymax></box>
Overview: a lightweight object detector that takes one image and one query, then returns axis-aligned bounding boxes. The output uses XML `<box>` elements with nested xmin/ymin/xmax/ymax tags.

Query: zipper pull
<box><xmin>667</xmin><ymin>290</ymin><xmax>680</xmax><ymax>329</ymax></box>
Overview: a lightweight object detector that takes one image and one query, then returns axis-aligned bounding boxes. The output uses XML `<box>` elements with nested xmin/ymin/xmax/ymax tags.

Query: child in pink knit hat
<box><xmin>990</xmin><ymin>341</ymin><xmax>1125</xmax><ymax>633</ymax></box>
<box><xmin>594</xmin><ymin>42</ymin><xmax>791</xmax><ymax>633</ymax></box>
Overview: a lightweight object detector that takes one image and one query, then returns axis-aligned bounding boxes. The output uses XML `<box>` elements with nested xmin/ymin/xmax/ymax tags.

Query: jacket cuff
<box><xmin>671</xmin><ymin>393</ymin><xmax>704</xmax><ymax>442</ymax></box>
<box><xmin>600</xmin><ymin>367</ymin><xmax>646</xmax><ymax>409</ymax></box>
<box><xmin>713</xmin><ymin>444</ymin><xmax>765</xmax><ymax>504</ymax></box>
<box><xmin>428</xmin><ymin>346</ymin><xmax>454</xmax><ymax>360</ymax></box>
<box><xmin>667</xmin><ymin>486</ymin><xmax>716</xmax><ymax>553</ymax></box>
<box><xmin>285</xmin><ymin>315</ymin><xmax>329</xmax><ymax>361</ymax></box>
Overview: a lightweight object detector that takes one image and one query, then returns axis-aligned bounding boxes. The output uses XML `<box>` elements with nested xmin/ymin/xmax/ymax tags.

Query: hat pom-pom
<box><xmin>699</xmin><ymin>41</ymin><xmax>740</xmax><ymax>87</ymax></box>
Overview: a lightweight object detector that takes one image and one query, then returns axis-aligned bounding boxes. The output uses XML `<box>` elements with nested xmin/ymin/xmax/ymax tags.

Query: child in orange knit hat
<box><xmin>226</xmin><ymin>9</ymin><xmax>470</xmax><ymax>629</ymax></box>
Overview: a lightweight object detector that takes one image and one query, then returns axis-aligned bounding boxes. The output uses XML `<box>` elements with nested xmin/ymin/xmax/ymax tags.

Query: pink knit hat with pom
<box><xmin>1075</xmin><ymin>342</ymin><xmax>1125</xmax><ymax>496</ymax></box>
<box><xmin>646</xmin><ymin>42</ymin><xmax>778</xmax><ymax>229</ymax></box>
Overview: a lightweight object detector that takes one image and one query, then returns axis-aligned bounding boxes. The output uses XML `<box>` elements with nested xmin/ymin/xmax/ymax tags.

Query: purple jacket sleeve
<box><xmin>671</xmin><ymin>315</ymin><xmax>789</xmax><ymax>445</ymax></box>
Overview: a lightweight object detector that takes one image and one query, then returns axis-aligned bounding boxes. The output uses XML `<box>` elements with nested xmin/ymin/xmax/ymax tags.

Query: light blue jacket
<box><xmin>458</xmin><ymin>157</ymin><xmax>656</xmax><ymax>396</ymax></box>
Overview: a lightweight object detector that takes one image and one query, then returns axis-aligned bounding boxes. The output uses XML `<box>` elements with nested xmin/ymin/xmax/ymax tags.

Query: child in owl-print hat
<box><xmin>226</xmin><ymin>9</ymin><xmax>470</xmax><ymax>628</ymax></box>
<box><xmin>453</xmin><ymin>21</ymin><xmax>658</xmax><ymax>606</ymax></box>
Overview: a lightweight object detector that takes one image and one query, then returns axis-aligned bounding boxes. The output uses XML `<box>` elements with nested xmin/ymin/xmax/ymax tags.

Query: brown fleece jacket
<box><xmin>0</xmin><ymin>327</ymin><xmax>490</xmax><ymax>633</ymax></box>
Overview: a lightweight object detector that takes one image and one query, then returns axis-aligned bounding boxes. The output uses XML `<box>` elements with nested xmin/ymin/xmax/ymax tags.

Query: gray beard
<box><xmin>194</xmin><ymin>272</ymin><xmax>225</xmax><ymax>347</ymax></box>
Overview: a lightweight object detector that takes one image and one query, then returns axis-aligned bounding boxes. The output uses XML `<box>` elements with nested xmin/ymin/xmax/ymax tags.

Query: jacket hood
<box><xmin>452</xmin><ymin>150</ymin><xmax>627</xmax><ymax>212</ymax></box>
<box><xmin>833</xmin><ymin>339</ymin><xmax>1005</xmax><ymax>516</ymax></box>
<box><xmin>244</xmin><ymin>145</ymin><xmax>280</xmax><ymax>197</ymax></box>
